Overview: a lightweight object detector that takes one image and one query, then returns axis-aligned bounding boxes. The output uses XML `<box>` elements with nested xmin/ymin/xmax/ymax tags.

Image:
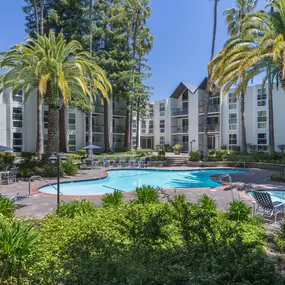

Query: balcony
<box><xmin>113</xmin><ymin>108</ymin><xmax>126</xmax><ymax>116</ymax></box>
<box><xmin>113</xmin><ymin>126</ymin><xmax>125</xmax><ymax>134</ymax></box>
<box><xmin>113</xmin><ymin>142</ymin><xmax>124</xmax><ymax>149</ymax></box>
<box><xmin>199</xmin><ymin>124</ymin><xmax>220</xmax><ymax>132</ymax></box>
<box><xmin>171</xmin><ymin>108</ymin><xmax>188</xmax><ymax>116</ymax></box>
<box><xmin>85</xmin><ymin>125</ymin><xmax>104</xmax><ymax>133</ymax></box>
<box><xmin>199</xmin><ymin>104</ymin><xmax>220</xmax><ymax>113</ymax></box>
<box><xmin>94</xmin><ymin>105</ymin><xmax>104</xmax><ymax>113</ymax></box>
<box><xmin>171</xmin><ymin>126</ymin><xmax>188</xmax><ymax>134</ymax></box>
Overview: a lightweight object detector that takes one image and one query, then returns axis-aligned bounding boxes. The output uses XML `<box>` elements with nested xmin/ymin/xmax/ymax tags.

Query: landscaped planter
<box><xmin>151</xmin><ymin>161</ymin><xmax>167</xmax><ymax>167</ymax></box>
<box><xmin>174</xmin><ymin>150</ymin><xmax>181</xmax><ymax>155</ymax></box>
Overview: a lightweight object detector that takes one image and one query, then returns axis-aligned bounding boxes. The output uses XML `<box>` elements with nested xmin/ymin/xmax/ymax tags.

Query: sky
<box><xmin>0</xmin><ymin>0</ymin><xmax>268</xmax><ymax>100</ymax></box>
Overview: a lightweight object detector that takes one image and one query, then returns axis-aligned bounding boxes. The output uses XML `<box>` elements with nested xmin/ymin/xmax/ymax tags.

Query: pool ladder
<box><xmin>219</xmin><ymin>174</ymin><xmax>239</xmax><ymax>201</ymax></box>
<box><xmin>28</xmin><ymin>175</ymin><xmax>61</xmax><ymax>196</ymax></box>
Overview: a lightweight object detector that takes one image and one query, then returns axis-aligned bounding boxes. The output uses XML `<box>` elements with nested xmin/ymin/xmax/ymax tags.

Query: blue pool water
<box><xmin>39</xmin><ymin>169</ymin><xmax>246</xmax><ymax>196</ymax></box>
<box><xmin>248</xmin><ymin>190</ymin><xmax>285</xmax><ymax>203</ymax></box>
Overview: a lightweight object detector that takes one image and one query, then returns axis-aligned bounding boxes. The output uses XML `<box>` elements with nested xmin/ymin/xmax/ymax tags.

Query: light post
<box><xmin>190</xmin><ymin>139</ymin><xmax>196</xmax><ymax>152</ymax></box>
<box><xmin>49</xmin><ymin>153</ymin><xmax>66</xmax><ymax>211</ymax></box>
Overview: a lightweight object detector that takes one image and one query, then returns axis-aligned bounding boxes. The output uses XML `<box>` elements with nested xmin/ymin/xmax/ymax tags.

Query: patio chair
<box><xmin>2</xmin><ymin>167</ymin><xmax>18</xmax><ymax>184</ymax></box>
<box><xmin>85</xmin><ymin>159</ymin><xmax>93</xmax><ymax>169</ymax></box>
<box><xmin>113</xmin><ymin>157</ymin><xmax>121</xmax><ymax>167</ymax></box>
<box><xmin>123</xmin><ymin>156</ymin><xmax>130</xmax><ymax>167</ymax></box>
<box><xmin>103</xmin><ymin>157</ymin><xmax>110</xmax><ymax>167</ymax></box>
<box><xmin>133</xmin><ymin>157</ymin><xmax>142</xmax><ymax>167</ymax></box>
<box><xmin>252</xmin><ymin>190</ymin><xmax>285</xmax><ymax>222</ymax></box>
<box><xmin>143</xmin><ymin>156</ymin><xmax>151</xmax><ymax>168</ymax></box>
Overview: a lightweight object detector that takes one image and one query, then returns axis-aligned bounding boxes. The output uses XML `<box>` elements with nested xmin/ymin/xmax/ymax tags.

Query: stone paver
<box><xmin>0</xmin><ymin>167</ymin><xmax>284</xmax><ymax>219</ymax></box>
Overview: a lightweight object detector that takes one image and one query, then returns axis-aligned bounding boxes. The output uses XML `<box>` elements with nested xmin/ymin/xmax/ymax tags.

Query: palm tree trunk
<box><xmin>204</xmin><ymin>0</ymin><xmax>218</xmax><ymax>161</ymax></box>
<box><xmin>46</xmin><ymin>107</ymin><xmax>60</xmax><ymax>158</ymax></box>
<box><xmin>40</xmin><ymin>0</ymin><xmax>44</xmax><ymax>35</ymax></box>
<box><xmin>135</xmin><ymin>100</ymin><xmax>140</xmax><ymax>150</ymax></box>
<box><xmin>268</xmin><ymin>73</ymin><xmax>275</xmax><ymax>155</ymax></box>
<box><xmin>104</xmin><ymin>98</ymin><xmax>110</xmax><ymax>152</ymax></box>
<box><xmin>240</xmin><ymin>92</ymin><xmax>247</xmax><ymax>153</ymax></box>
<box><xmin>88</xmin><ymin>111</ymin><xmax>93</xmax><ymax>156</ymax></box>
<box><xmin>59</xmin><ymin>108</ymin><xmax>67</xmax><ymax>152</ymax></box>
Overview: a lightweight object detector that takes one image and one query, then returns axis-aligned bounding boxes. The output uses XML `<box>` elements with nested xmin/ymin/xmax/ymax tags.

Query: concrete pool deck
<box><xmin>0</xmin><ymin>167</ymin><xmax>284</xmax><ymax>219</ymax></box>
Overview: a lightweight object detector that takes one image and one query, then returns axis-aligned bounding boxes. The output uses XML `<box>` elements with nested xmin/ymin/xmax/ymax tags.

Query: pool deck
<box><xmin>1</xmin><ymin>166</ymin><xmax>285</xmax><ymax>219</ymax></box>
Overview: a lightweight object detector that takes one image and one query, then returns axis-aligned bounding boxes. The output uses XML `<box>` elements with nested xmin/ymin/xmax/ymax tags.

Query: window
<box><xmin>142</xmin><ymin>129</ymin><xmax>146</xmax><ymax>134</ymax></box>
<box><xmin>149</xmin><ymin>104</ymin><xmax>154</xmax><ymax>116</ymax></box>
<box><xmin>229</xmin><ymin>93</ymin><xmax>237</xmax><ymax>109</ymax></box>
<box><xmin>132</xmin><ymin>128</ymin><xmax>137</xmax><ymax>133</ymax></box>
<box><xmin>182</xmin><ymin>91</ymin><xmax>188</xmax><ymax>101</ymax></box>
<box><xmin>12</xmin><ymin>107</ymin><xmax>23</xmax><ymax>128</ymax></box>
<box><xmin>68</xmin><ymin>134</ymin><xmax>76</xmax><ymax>152</ymax></box>
<box><xmin>13</xmin><ymin>132</ymin><xmax>22</xmax><ymax>152</ymax></box>
<box><xmin>149</xmin><ymin>120</ymin><xmax>153</xmax><ymax>133</ymax></box>
<box><xmin>68</xmin><ymin>112</ymin><xmax>76</xmax><ymax>131</ymax></box>
<box><xmin>43</xmin><ymin>110</ymin><xmax>48</xmax><ymax>129</ymax></box>
<box><xmin>229</xmin><ymin>113</ymin><xmax>237</xmax><ymax>130</ymax></box>
<box><xmin>141</xmin><ymin>120</ymin><xmax>146</xmax><ymax>128</ymax></box>
<box><xmin>257</xmin><ymin>133</ymin><xmax>267</xmax><ymax>150</ymax></box>
<box><xmin>257</xmin><ymin>110</ymin><xmax>267</xmax><ymax>128</ymax></box>
<box><xmin>13</xmin><ymin>90</ymin><xmax>23</xmax><ymax>103</ymax></box>
<box><xmin>160</xmin><ymin>103</ymin><xmax>165</xmax><ymax>116</ymax></box>
<box><xmin>229</xmin><ymin>134</ymin><xmax>237</xmax><ymax>145</ymax></box>
<box><xmin>257</xmin><ymin>88</ymin><xmax>267</xmax><ymax>106</ymax></box>
<box><xmin>160</xmin><ymin>120</ymin><xmax>165</xmax><ymax>133</ymax></box>
<box><xmin>160</xmin><ymin>136</ymin><xmax>165</xmax><ymax>146</ymax></box>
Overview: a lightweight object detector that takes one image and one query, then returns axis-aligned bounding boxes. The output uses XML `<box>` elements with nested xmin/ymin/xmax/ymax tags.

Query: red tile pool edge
<box><xmin>31</xmin><ymin>168</ymin><xmax>238</xmax><ymax>199</ymax></box>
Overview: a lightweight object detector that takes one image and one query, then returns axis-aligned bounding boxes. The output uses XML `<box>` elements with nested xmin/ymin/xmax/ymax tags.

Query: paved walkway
<box><xmin>1</xmin><ymin>167</ymin><xmax>284</xmax><ymax>219</ymax></box>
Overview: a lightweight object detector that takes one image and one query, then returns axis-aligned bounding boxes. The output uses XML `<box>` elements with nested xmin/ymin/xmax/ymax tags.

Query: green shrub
<box><xmin>114</xmin><ymin>147</ymin><xmax>125</xmax><ymax>153</ymax></box>
<box><xmin>158</xmin><ymin>148</ymin><xmax>165</xmax><ymax>156</ymax></box>
<box><xmin>77</xmin><ymin>150</ymin><xmax>87</xmax><ymax>159</ymax></box>
<box><xmin>0</xmin><ymin>152</ymin><xmax>15</xmax><ymax>166</ymax></box>
<box><xmin>271</xmin><ymin>173</ymin><xmax>285</xmax><ymax>182</ymax></box>
<box><xmin>228</xmin><ymin>200</ymin><xmax>251</xmax><ymax>221</ymax></box>
<box><xmin>102</xmin><ymin>190</ymin><xmax>124</xmax><ymax>207</ymax></box>
<box><xmin>61</xmin><ymin>162</ymin><xmax>78</xmax><ymax>176</ymax></box>
<box><xmin>135</xmin><ymin>185</ymin><xmax>159</xmax><ymax>204</ymax></box>
<box><xmin>198</xmin><ymin>194</ymin><xmax>217</xmax><ymax>211</ymax></box>
<box><xmin>0</xmin><ymin>196</ymin><xmax>16</xmax><ymax>218</ymax></box>
<box><xmin>274</xmin><ymin>219</ymin><xmax>285</xmax><ymax>251</ymax></box>
<box><xmin>172</xmin><ymin>143</ymin><xmax>183</xmax><ymax>150</ymax></box>
<box><xmin>229</xmin><ymin>145</ymin><xmax>240</xmax><ymax>152</ymax></box>
<box><xmin>164</xmin><ymin>144</ymin><xmax>172</xmax><ymax>152</ymax></box>
<box><xmin>209</xmin><ymin>150</ymin><xmax>224</xmax><ymax>161</ymax></box>
<box><xmin>21</xmin><ymin>152</ymin><xmax>36</xmax><ymax>162</ymax></box>
<box><xmin>278</xmin><ymin>145</ymin><xmax>285</xmax><ymax>153</ymax></box>
<box><xmin>57</xmin><ymin>200</ymin><xmax>96</xmax><ymax>218</ymax></box>
<box><xmin>251</xmin><ymin>151</ymin><xmax>270</xmax><ymax>162</ymax></box>
<box><xmin>189</xmin><ymin>150</ymin><xmax>202</xmax><ymax>161</ymax></box>
<box><xmin>221</xmin><ymin>145</ymin><xmax>227</xmax><ymax>151</ymax></box>
<box><xmin>151</xmin><ymin>155</ymin><xmax>167</xmax><ymax>162</ymax></box>
<box><xmin>247</xmin><ymin>143</ymin><xmax>257</xmax><ymax>152</ymax></box>
<box><xmin>135</xmin><ymin>149</ymin><xmax>154</xmax><ymax>156</ymax></box>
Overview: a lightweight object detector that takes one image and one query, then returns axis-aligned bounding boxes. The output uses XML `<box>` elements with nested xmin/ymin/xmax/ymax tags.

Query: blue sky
<box><xmin>0</xmin><ymin>0</ymin><xmax>267</xmax><ymax>100</ymax></box>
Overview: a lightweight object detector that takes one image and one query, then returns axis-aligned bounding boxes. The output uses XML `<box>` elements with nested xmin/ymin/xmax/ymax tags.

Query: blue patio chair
<box><xmin>143</xmin><ymin>156</ymin><xmax>151</xmax><ymax>167</ymax></box>
<box><xmin>103</xmin><ymin>157</ymin><xmax>110</xmax><ymax>167</ymax></box>
<box><xmin>123</xmin><ymin>156</ymin><xmax>130</xmax><ymax>167</ymax></box>
<box><xmin>113</xmin><ymin>157</ymin><xmax>121</xmax><ymax>167</ymax></box>
<box><xmin>133</xmin><ymin>157</ymin><xmax>142</xmax><ymax>167</ymax></box>
<box><xmin>2</xmin><ymin>167</ymin><xmax>18</xmax><ymax>184</ymax></box>
<box><xmin>252</xmin><ymin>190</ymin><xmax>285</xmax><ymax>222</ymax></box>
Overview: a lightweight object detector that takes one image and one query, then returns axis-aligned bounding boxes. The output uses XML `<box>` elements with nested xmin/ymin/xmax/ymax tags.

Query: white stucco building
<box><xmin>0</xmin><ymin>77</ymin><xmax>284</xmax><ymax>154</ymax></box>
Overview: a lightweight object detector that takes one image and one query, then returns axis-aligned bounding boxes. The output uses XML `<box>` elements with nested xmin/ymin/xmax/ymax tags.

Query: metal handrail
<box><xmin>28</xmin><ymin>175</ymin><xmax>59</xmax><ymax>196</ymax></box>
<box><xmin>234</xmin><ymin>160</ymin><xmax>246</xmax><ymax>168</ymax></box>
<box><xmin>219</xmin><ymin>174</ymin><xmax>235</xmax><ymax>201</ymax></box>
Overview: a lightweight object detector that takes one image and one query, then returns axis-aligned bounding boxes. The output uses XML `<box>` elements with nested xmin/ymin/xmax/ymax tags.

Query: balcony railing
<box><xmin>94</xmin><ymin>105</ymin><xmax>104</xmax><ymax>113</ymax></box>
<box><xmin>113</xmin><ymin>142</ymin><xmax>124</xmax><ymax>149</ymax></box>
<box><xmin>171</xmin><ymin>126</ymin><xmax>188</xmax><ymax>133</ymax></box>
<box><xmin>113</xmin><ymin>126</ymin><xmax>125</xmax><ymax>133</ymax></box>
<box><xmin>199</xmin><ymin>124</ymin><xmax>220</xmax><ymax>132</ymax></box>
<box><xmin>85</xmin><ymin>125</ymin><xmax>104</xmax><ymax>133</ymax></box>
<box><xmin>113</xmin><ymin>108</ymin><xmax>126</xmax><ymax>116</ymax></box>
<box><xmin>171</xmin><ymin>142</ymin><xmax>189</xmax><ymax>152</ymax></box>
<box><xmin>171</xmin><ymin>108</ymin><xmax>188</xmax><ymax>116</ymax></box>
<box><xmin>199</xmin><ymin>104</ymin><xmax>220</xmax><ymax>113</ymax></box>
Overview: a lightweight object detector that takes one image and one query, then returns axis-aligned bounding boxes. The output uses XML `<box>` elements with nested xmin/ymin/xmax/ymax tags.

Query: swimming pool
<box><xmin>38</xmin><ymin>168</ymin><xmax>246</xmax><ymax>196</ymax></box>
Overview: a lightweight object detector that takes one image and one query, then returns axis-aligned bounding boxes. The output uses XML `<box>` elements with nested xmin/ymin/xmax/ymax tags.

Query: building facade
<box><xmin>1</xmin><ymin>78</ymin><xmax>285</xmax><ymax>153</ymax></box>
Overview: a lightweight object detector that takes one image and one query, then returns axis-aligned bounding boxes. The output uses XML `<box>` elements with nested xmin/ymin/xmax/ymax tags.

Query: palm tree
<box><xmin>210</xmin><ymin>0</ymin><xmax>285</xmax><ymax>154</ymax></box>
<box><xmin>204</xmin><ymin>0</ymin><xmax>219</xmax><ymax>161</ymax></box>
<box><xmin>223</xmin><ymin>0</ymin><xmax>257</xmax><ymax>153</ymax></box>
<box><xmin>0</xmin><ymin>31</ymin><xmax>111</xmax><ymax>158</ymax></box>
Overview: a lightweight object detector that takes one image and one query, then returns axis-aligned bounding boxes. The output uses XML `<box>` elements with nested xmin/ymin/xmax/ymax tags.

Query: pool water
<box><xmin>38</xmin><ymin>169</ymin><xmax>246</xmax><ymax>196</ymax></box>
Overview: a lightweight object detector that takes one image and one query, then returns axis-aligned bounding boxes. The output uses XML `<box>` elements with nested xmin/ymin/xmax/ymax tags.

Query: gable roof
<box><xmin>170</xmin><ymin>77</ymin><xmax>208</xmax><ymax>99</ymax></box>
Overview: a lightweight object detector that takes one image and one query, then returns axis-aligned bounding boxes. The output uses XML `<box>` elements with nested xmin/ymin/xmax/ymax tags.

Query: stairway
<box><xmin>165</xmin><ymin>156</ymin><xmax>188</xmax><ymax>167</ymax></box>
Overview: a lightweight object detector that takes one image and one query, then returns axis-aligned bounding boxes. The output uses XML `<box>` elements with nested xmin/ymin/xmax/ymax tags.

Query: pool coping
<box><xmin>31</xmin><ymin>167</ymin><xmax>246</xmax><ymax>199</ymax></box>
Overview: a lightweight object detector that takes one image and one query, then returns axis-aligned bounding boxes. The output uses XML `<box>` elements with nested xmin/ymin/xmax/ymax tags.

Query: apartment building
<box><xmin>1</xmin><ymin>77</ymin><xmax>285</xmax><ymax>154</ymax></box>
<box><xmin>146</xmin><ymin>78</ymin><xmax>285</xmax><ymax>152</ymax></box>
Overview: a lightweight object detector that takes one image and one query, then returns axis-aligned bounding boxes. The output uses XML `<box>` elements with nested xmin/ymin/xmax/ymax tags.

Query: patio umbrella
<box><xmin>0</xmin><ymin>145</ymin><xmax>13</xmax><ymax>151</ymax></box>
<box><xmin>82</xmin><ymin>144</ymin><xmax>101</xmax><ymax>150</ymax></box>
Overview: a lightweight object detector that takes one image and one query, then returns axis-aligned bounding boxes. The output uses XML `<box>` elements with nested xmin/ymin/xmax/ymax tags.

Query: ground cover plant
<box><xmin>0</xmin><ymin>187</ymin><xmax>284</xmax><ymax>284</ymax></box>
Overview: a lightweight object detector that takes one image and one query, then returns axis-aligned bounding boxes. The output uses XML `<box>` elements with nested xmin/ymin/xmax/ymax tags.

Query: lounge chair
<box><xmin>133</xmin><ymin>157</ymin><xmax>142</xmax><ymax>167</ymax></box>
<box><xmin>252</xmin><ymin>190</ymin><xmax>285</xmax><ymax>222</ymax></box>
<box><xmin>113</xmin><ymin>157</ymin><xmax>121</xmax><ymax>167</ymax></box>
<box><xmin>103</xmin><ymin>157</ymin><xmax>110</xmax><ymax>167</ymax></box>
<box><xmin>123</xmin><ymin>156</ymin><xmax>130</xmax><ymax>167</ymax></box>
<box><xmin>143</xmin><ymin>156</ymin><xmax>151</xmax><ymax>168</ymax></box>
<box><xmin>2</xmin><ymin>167</ymin><xmax>18</xmax><ymax>184</ymax></box>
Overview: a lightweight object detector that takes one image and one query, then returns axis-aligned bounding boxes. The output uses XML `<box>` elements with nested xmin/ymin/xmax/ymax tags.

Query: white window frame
<box><xmin>257</xmin><ymin>110</ymin><xmax>267</xmax><ymax>129</ymax></box>
<box><xmin>13</xmin><ymin>132</ymin><xmax>23</xmax><ymax>152</ymax></box>
<box><xmin>160</xmin><ymin>120</ymin><xmax>165</xmax><ymax>133</ymax></box>
<box><xmin>257</xmin><ymin>88</ymin><xmax>267</xmax><ymax>107</ymax></box>
<box><xmin>160</xmin><ymin>103</ymin><xmax>165</xmax><ymax>116</ymax></box>
<box><xmin>257</xmin><ymin>133</ymin><xmax>267</xmax><ymax>150</ymax></box>
<box><xmin>12</xmin><ymin>107</ymin><xmax>23</xmax><ymax>128</ymax></box>
<box><xmin>228</xmin><ymin>93</ymin><xmax>237</xmax><ymax>110</ymax></box>
<box><xmin>68</xmin><ymin>112</ymin><xmax>76</xmax><ymax>131</ymax></box>
<box><xmin>68</xmin><ymin>134</ymin><xmax>76</xmax><ymax>152</ymax></box>
<box><xmin>229</xmin><ymin>113</ymin><xmax>237</xmax><ymax>130</ymax></box>
<box><xmin>160</xmin><ymin>136</ymin><xmax>165</xmax><ymax>146</ymax></box>
<box><xmin>229</xmin><ymin>134</ymin><xmax>237</xmax><ymax>146</ymax></box>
